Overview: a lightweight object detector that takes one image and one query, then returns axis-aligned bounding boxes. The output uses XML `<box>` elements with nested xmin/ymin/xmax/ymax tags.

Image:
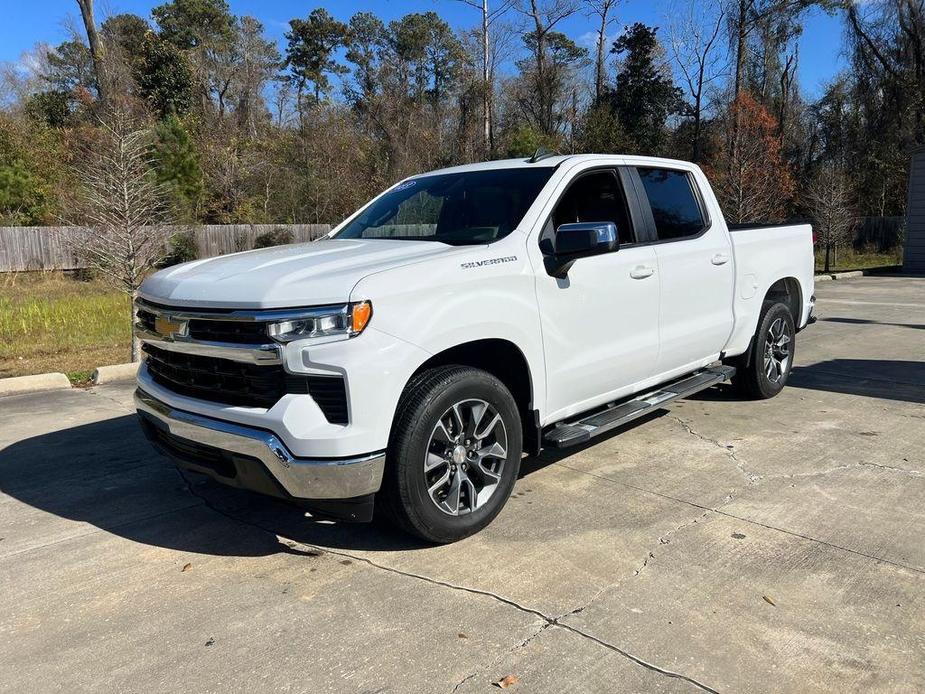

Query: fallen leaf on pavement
<box><xmin>494</xmin><ymin>675</ymin><xmax>520</xmax><ymax>689</ymax></box>
<box><xmin>763</xmin><ymin>595</ymin><xmax>776</xmax><ymax>606</ymax></box>
<box><xmin>181</xmin><ymin>563</ymin><xmax>192</xmax><ymax>572</ymax></box>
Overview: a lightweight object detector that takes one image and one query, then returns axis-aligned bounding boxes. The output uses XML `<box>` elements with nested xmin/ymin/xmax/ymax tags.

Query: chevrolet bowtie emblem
<box><xmin>154</xmin><ymin>316</ymin><xmax>186</xmax><ymax>337</ymax></box>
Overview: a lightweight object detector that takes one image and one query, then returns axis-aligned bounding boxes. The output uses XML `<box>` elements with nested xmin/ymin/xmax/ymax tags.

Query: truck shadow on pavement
<box><xmin>690</xmin><ymin>359</ymin><xmax>925</xmax><ymax>405</ymax></box>
<box><xmin>2</xmin><ymin>410</ymin><xmax>648</xmax><ymax>557</ymax></box>
<box><xmin>819</xmin><ymin>316</ymin><xmax>925</xmax><ymax>331</ymax></box>
<box><xmin>787</xmin><ymin>359</ymin><xmax>925</xmax><ymax>404</ymax></box>
<box><xmin>0</xmin><ymin>414</ymin><xmax>425</xmax><ymax>557</ymax></box>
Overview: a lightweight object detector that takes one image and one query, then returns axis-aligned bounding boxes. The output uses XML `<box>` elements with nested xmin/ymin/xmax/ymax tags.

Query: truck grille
<box><xmin>137</xmin><ymin>307</ymin><xmax>269</xmax><ymax>344</ymax></box>
<box><xmin>143</xmin><ymin>344</ymin><xmax>348</xmax><ymax>423</ymax></box>
<box><xmin>136</xmin><ymin>307</ymin><xmax>157</xmax><ymax>332</ymax></box>
<box><xmin>187</xmin><ymin>319</ymin><xmax>269</xmax><ymax>344</ymax></box>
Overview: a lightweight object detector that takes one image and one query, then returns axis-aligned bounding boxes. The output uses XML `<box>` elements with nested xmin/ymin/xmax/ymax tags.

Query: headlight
<box><xmin>267</xmin><ymin>301</ymin><xmax>372</xmax><ymax>343</ymax></box>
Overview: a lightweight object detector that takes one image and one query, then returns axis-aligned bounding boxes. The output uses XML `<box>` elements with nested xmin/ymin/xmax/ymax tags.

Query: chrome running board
<box><xmin>542</xmin><ymin>366</ymin><xmax>736</xmax><ymax>449</ymax></box>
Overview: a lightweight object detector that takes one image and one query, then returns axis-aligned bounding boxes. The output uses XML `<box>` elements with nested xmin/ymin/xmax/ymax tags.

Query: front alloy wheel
<box><xmin>425</xmin><ymin>399</ymin><xmax>508</xmax><ymax>516</ymax></box>
<box><xmin>382</xmin><ymin>366</ymin><xmax>522</xmax><ymax>543</ymax></box>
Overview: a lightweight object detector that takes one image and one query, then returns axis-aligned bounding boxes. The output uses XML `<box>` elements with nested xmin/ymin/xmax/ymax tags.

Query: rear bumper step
<box><xmin>542</xmin><ymin>366</ymin><xmax>736</xmax><ymax>449</ymax></box>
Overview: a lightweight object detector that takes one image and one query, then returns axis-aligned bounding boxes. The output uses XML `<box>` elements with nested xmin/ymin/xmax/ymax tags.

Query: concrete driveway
<box><xmin>1</xmin><ymin>276</ymin><xmax>922</xmax><ymax>693</ymax></box>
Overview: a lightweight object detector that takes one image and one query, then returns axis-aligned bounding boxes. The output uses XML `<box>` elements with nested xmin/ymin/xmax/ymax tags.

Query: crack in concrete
<box><xmin>784</xmin><ymin>461</ymin><xmax>923</xmax><ymax>479</ymax></box>
<box><xmin>632</xmin><ymin>510</ymin><xmax>713</xmax><ymax>578</ymax></box>
<box><xmin>859</xmin><ymin>461</ymin><xmax>922</xmax><ymax>476</ymax></box>
<box><xmin>712</xmin><ymin>508</ymin><xmax>925</xmax><ymax>575</ymax></box>
<box><xmin>553</xmin><ymin>621</ymin><xmax>720</xmax><ymax>693</ymax></box>
<box><xmin>447</xmin><ymin>612</ymin><xmax>720</xmax><ymax>694</ymax></box>
<box><xmin>85</xmin><ymin>387</ymin><xmax>135</xmax><ymax>413</ymax></box>
<box><xmin>553</xmin><ymin>461</ymin><xmax>925</xmax><ymax>576</ymax></box>
<box><xmin>450</xmin><ymin>621</ymin><xmax>552</xmax><ymax>694</ymax></box>
<box><xmin>670</xmin><ymin>415</ymin><xmax>762</xmax><ymax>485</ymax></box>
<box><xmin>174</xmin><ymin>470</ymin><xmax>719</xmax><ymax>694</ymax></box>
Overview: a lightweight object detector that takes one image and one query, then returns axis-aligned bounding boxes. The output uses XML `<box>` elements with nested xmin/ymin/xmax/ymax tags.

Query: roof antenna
<box><xmin>528</xmin><ymin>147</ymin><xmax>558</xmax><ymax>163</ymax></box>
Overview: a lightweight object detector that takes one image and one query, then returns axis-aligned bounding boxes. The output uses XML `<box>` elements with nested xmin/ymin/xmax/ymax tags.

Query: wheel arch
<box><xmin>732</xmin><ymin>277</ymin><xmax>802</xmax><ymax>369</ymax></box>
<box><xmin>402</xmin><ymin>338</ymin><xmax>541</xmax><ymax>455</ymax></box>
<box><xmin>764</xmin><ymin>276</ymin><xmax>803</xmax><ymax>323</ymax></box>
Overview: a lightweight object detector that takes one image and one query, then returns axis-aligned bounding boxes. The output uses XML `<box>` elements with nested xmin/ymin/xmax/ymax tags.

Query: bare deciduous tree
<box><xmin>725</xmin><ymin>0</ymin><xmax>821</xmax><ymax>99</ymax></box>
<box><xmin>455</xmin><ymin>0</ymin><xmax>515</xmax><ymax>154</ymax></box>
<box><xmin>62</xmin><ymin>106</ymin><xmax>173</xmax><ymax>361</ymax></box>
<box><xmin>517</xmin><ymin>0</ymin><xmax>581</xmax><ymax>136</ymax></box>
<box><xmin>806</xmin><ymin>162</ymin><xmax>856</xmax><ymax>273</ymax></box>
<box><xmin>584</xmin><ymin>0</ymin><xmax>619</xmax><ymax>103</ymax></box>
<box><xmin>75</xmin><ymin>0</ymin><xmax>106</xmax><ymax>100</ymax></box>
<box><xmin>668</xmin><ymin>1</ymin><xmax>726</xmax><ymax>162</ymax></box>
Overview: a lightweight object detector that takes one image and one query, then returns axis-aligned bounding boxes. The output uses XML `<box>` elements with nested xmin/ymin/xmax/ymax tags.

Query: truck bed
<box><xmin>724</xmin><ymin>222</ymin><xmax>815</xmax><ymax>356</ymax></box>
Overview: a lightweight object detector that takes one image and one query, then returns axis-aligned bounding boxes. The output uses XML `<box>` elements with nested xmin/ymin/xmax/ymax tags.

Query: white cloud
<box><xmin>578</xmin><ymin>27</ymin><xmax>625</xmax><ymax>49</ymax></box>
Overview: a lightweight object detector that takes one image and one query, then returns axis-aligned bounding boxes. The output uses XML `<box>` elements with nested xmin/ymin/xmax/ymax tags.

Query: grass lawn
<box><xmin>815</xmin><ymin>247</ymin><xmax>903</xmax><ymax>273</ymax></box>
<box><xmin>0</xmin><ymin>272</ymin><xmax>132</xmax><ymax>380</ymax></box>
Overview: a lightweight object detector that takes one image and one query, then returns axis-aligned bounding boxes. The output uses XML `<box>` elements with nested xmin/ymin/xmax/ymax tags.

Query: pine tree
<box><xmin>153</xmin><ymin>114</ymin><xmax>203</xmax><ymax>220</ymax></box>
<box><xmin>604</xmin><ymin>23</ymin><xmax>682</xmax><ymax>155</ymax></box>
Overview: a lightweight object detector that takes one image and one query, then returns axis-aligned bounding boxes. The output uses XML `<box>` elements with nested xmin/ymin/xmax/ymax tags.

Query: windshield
<box><xmin>333</xmin><ymin>168</ymin><xmax>555</xmax><ymax>245</ymax></box>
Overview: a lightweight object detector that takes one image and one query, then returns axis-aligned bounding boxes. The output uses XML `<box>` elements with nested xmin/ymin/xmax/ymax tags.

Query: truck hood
<box><xmin>139</xmin><ymin>238</ymin><xmax>460</xmax><ymax>308</ymax></box>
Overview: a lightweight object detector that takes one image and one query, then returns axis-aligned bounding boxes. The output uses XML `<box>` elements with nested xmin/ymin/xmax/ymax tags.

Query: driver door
<box><xmin>534</xmin><ymin>167</ymin><xmax>660</xmax><ymax>421</ymax></box>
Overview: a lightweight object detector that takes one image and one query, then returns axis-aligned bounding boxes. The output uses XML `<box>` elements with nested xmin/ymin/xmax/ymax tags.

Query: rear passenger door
<box><xmin>632</xmin><ymin>167</ymin><xmax>734</xmax><ymax>377</ymax></box>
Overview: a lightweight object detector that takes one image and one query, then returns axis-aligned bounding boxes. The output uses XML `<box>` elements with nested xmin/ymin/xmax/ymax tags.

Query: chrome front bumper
<box><xmin>135</xmin><ymin>389</ymin><xmax>385</xmax><ymax>500</ymax></box>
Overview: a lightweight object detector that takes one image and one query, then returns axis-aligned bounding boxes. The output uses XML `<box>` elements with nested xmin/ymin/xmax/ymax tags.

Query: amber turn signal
<box><xmin>351</xmin><ymin>301</ymin><xmax>373</xmax><ymax>334</ymax></box>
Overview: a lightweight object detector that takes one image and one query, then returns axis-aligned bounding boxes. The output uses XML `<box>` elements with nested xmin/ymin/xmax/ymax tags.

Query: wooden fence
<box><xmin>0</xmin><ymin>224</ymin><xmax>332</xmax><ymax>273</ymax></box>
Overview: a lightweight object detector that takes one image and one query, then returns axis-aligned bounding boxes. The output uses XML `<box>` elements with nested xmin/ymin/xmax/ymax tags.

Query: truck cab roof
<box><xmin>416</xmin><ymin>153</ymin><xmax>702</xmax><ymax>178</ymax></box>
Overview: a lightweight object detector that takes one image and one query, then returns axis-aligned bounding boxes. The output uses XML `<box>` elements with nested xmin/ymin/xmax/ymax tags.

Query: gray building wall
<box><xmin>905</xmin><ymin>147</ymin><xmax>925</xmax><ymax>273</ymax></box>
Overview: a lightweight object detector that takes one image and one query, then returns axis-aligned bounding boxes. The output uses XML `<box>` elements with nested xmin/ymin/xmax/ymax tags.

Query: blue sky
<box><xmin>0</xmin><ymin>0</ymin><xmax>848</xmax><ymax>98</ymax></box>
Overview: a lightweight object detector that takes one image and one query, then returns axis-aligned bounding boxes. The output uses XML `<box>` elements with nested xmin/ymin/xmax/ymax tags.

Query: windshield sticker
<box><xmin>461</xmin><ymin>256</ymin><xmax>517</xmax><ymax>269</ymax></box>
<box><xmin>392</xmin><ymin>180</ymin><xmax>417</xmax><ymax>192</ymax></box>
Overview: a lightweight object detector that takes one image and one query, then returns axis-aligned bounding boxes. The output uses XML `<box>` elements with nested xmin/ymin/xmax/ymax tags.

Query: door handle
<box><xmin>630</xmin><ymin>265</ymin><xmax>654</xmax><ymax>279</ymax></box>
<box><xmin>711</xmin><ymin>253</ymin><xmax>729</xmax><ymax>265</ymax></box>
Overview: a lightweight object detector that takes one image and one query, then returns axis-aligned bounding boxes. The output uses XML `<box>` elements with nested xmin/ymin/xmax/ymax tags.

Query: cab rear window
<box><xmin>636</xmin><ymin>168</ymin><xmax>706</xmax><ymax>241</ymax></box>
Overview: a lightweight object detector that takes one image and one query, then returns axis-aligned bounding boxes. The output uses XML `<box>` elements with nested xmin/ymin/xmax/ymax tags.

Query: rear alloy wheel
<box><xmin>732</xmin><ymin>301</ymin><xmax>796</xmax><ymax>399</ymax></box>
<box><xmin>382</xmin><ymin>366</ymin><xmax>522</xmax><ymax>543</ymax></box>
<box><xmin>763</xmin><ymin>315</ymin><xmax>792</xmax><ymax>385</ymax></box>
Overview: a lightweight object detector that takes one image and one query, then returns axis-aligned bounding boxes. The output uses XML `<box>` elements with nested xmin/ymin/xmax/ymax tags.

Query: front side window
<box><xmin>334</xmin><ymin>168</ymin><xmax>554</xmax><ymax>245</ymax></box>
<box><xmin>637</xmin><ymin>168</ymin><xmax>706</xmax><ymax>241</ymax></box>
<box><xmin>550</xmin><ymin>170</ymin><xmax>634</xmax><ymax>244</ymax></box>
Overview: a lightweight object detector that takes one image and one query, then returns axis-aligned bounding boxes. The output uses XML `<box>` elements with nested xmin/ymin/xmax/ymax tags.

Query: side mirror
<box><xmin>545</xmin><ymin>221</ymin><xmax>619</xmax><ymax>278</ymax></box>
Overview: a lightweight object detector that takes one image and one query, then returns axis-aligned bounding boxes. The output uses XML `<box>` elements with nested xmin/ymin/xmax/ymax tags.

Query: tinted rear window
<box><xmin>637</xmin><ymin>168</ymin><xmax>706</xmax><ymax>241</ymax></box>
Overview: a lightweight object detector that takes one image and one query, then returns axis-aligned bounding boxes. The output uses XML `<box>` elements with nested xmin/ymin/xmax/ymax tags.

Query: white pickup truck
<box><xmin>135</xmin><ymin>154</ymin><xmax>815</xmax><ymax>542</ymax></box>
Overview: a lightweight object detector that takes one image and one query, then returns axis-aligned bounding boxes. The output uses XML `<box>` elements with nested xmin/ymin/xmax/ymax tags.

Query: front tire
<box><xmin>381</xmin><ymin>366</ymin><xmax>522</xmax><ymax>543</ymax></box>
<box><xmin>732</xmin><ymin>302</ymin><xmax>796</xmax><ymax>399</ymax></box>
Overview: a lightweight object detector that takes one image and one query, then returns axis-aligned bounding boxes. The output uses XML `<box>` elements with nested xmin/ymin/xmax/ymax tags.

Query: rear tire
<box><xmin>381</xmin><ymin>366</ymin><xmax>522</xmax><ymax>544</ymax></box>
<box><xmin>731</xmin><ymin>302</ymin><xmax>795</xmax><ymax>400</ymax></box>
